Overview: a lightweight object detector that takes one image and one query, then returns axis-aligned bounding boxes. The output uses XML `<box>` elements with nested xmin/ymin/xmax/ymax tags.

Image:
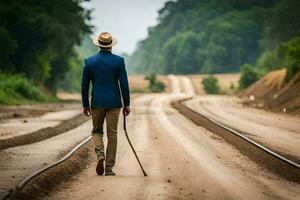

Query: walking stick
<box><xmin>123</xmin><ymin>115</ymin><xmax>148</xmax><ymax>176</ymax></box>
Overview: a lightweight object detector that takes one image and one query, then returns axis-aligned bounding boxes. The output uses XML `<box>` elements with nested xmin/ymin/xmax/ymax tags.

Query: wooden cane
<box><xmin>123</xmin><ymin>115</ymin><xmax>148</xmax><ymax>176</ymax></box>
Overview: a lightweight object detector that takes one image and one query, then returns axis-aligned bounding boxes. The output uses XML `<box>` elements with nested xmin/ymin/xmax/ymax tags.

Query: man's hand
<box><xmin>122</xmin><ymin>106</ymin><xmax>130</xmax><ymax>116</ymax></box>
<box><xmin>83</xmin><ymin>107</ymin><xmax>91</xmax><ymax>116</ymax></box>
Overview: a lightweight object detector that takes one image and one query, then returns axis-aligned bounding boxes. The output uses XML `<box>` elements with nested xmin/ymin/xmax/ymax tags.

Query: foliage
<box><xmin>58</xmin><ymin>35</ymin><xmax>97</xmax><ymax>92</ymax></box>
<box><xmin>280</xmin><ymin>37</ymin><xmax>300</xmax><ymax>81</ymax></box>
<box><xmin>130</xmin><ymin>88</ymin><xmax>146</xmax><ymax>93</ymax></box>
<box><xmin>129</xmin><ymin>0</ymin><xmax>300</xmax><ymax>83</ymax></box>
<box><xmin>255</xmin><ymin>36</ymin><xmax>300</xmax><ymax>81</ymax></box>
<box><xmin>0</xmin><ymin>72</ymin><xmax>50</xmax><ymax>104</ymax></box>
<box><xmin>264</xmin><ymin>0</ymin><xmax>300</xmax><ymax>49</ymax></box>
<box><xmin>201</xmin><ymin>76</ymin><xmax>221</xmax><ymax>94</ymax></box>
<box><xmin>145</xmin><ymin>73</ymin><xmax>165</xmax><ymax>92</ymax></box>
<box><xmin>129</xmin><ymin>0</ymin><xmax>278</xmax><ymax>74</ymax></box>
<box><xmin>0</xmin><ymin>0</ymin><xmax>92</xmax><ymax>94</ymax></box>
<box><xmin>0</xmin><ymin>26</ymin><xmax>17</xmax><ymax>70</ymax></box>
<box><xmin>239</xmin><ymin>64</ymin><xmax>260</xmax><ymax>89</ymax></box>
<box><xmin>256</xmin><ymin>50</ymin><xmax>284</xmax><ymax>74</ymax></box>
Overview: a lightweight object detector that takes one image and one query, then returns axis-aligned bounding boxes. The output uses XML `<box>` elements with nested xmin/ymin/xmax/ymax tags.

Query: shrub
<box><xmin>281</xmin><ymin>36</ymin><xmax>300</xmax><ymax>81</ymax></box>
<box><xmin>256</xmin><ymin>36</ymin><xmax>300</xmax><ymax>81</ymax></box>
<box><xmin>0</xmin><ymin>89</ymin><xmax>18</xmax><ymax>105</ymax></box>
<box><xmin>145</xmin><ymin>73</ymin><xmax>165</xmax><ymax>93</ymax></box>
<box><xmin>201</xmin><ymin>76</ymin><xmax>221</xmax><ymax>94</ymax></box>
<box><xmin>130</xmin><ymin>88</ymin><xmax>146</xmax><ymax>93</ymax></box>
<box><xmin>0</xmin><ymin>72</ymin><xmax>49</xmax><ymax>104</ymax></box>
<box><xmin>239</xmin><ymin>64</ymin><xmax>260</xmax><ymax>89</ymax></box>
<box><xmin>256</xmin><ymin>50</ymin><xmax>284</xmax><ymax>74</ymax></box>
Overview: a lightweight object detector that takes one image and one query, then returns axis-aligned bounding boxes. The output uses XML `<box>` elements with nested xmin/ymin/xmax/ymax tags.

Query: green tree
<box><xmin>255</xmin><ymin>36</ymin><xmax>300</xmax><ymax>81</ymax></box>
<box><xmin>0</xmin><ymin>26</ymin><xmax>17</xmax><ymax>70</ymax></box>
<box><xmin>256</xmin><ymin>50</ymin><xmax>284</xmax><ymax>74</ymax></box>
<box><xmin>0</xmin><ymin>0</ymin><xmax>92</xmax><ymax>94</ymax></box>
<box><xmin>280</xmin><ymin>37</ymin><xmax>300</xmax><ymax>81</ymax></box>
<box><xmin>265</xmin><ymin>0</ymin><xmax>300</xmax><ymax>49</ymax></box>
<box><xmin>128</xmin><ymin>0</ymin><xmax>278</xmax><ymax>74</ymax></box>
<box><xmin>58</xmin><ymin>35</ymin><xmax>97</xmax><ymax>92</ymax></box>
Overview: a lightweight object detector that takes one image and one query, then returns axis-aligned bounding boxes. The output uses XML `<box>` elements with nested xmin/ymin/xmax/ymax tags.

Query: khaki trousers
<box><xmin>91</xmin><ymin>108</ymin><xmax>121</xmax><ymax>168</ymax></box>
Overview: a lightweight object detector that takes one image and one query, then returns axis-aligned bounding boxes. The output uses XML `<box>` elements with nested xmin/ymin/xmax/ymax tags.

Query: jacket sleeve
<box><xmin>81</xmin><ymin>58</ymin><xmax>91</xmax><ymax>108</ymax></box>
<box><xmin>118</xmin><ymin>58</ymin><xmax>130</xmax><ymax>107</ymax></box>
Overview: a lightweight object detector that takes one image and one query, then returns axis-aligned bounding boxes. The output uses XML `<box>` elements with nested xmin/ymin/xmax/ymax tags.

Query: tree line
<box><xmin>0</xmin><ymin>0</ymin><xmax>92</xmax><ymax>94</ymax></box>
<box><xmin>128</xmin><ymin>0</ymin><xmax>300</xmax><ymax>81</ymax></box>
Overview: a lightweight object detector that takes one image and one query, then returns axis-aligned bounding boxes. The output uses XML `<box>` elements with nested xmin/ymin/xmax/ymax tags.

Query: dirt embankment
<box><xmin>0</xmin><ymin>103</ymin><xmax>80</xmax><ymax>122</ymax></box>
<box><xmin>173</xmin><ymin>100</ymin><xmax>300</xmax><ymax>183</ymax></box>
<box><xmin>0</xmin><ymin>113</ymin><xmax>89</xmax><ymax>150</ymax></box>
<box><xmin>239</xmin><ymin>69</ymin><xmax>300</xmax><ymax>115</ymax></box>
<box><xmin>7</xmin><ymin>141</ymin><xmax>93</xmax><ymax>200</ymax></box>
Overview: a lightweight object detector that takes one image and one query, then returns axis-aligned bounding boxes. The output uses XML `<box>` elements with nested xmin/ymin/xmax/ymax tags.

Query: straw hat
<box><xmin>93</xmin><ymin>32</ymin><xmax>118</xmax><ymax>48</ymax></box>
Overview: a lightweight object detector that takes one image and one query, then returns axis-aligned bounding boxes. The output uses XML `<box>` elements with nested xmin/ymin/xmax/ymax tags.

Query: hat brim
<box><xmin>93</xmin><ymin>36</ymin><xmax>118</xmax><ymax>48</ymax></box>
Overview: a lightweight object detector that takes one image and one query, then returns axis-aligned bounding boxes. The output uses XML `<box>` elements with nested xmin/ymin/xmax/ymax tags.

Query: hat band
<box><xmin>98</xmin><ymin>39</ymin><xmax>112</xmax><ymax>46</ymax></box>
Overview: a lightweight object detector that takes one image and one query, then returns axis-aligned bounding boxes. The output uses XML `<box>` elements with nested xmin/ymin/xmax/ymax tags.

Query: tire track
<box><xmin>0</xmin><ymin>113</ymin><xmax>89</xmax><ymax>150</ymax></box>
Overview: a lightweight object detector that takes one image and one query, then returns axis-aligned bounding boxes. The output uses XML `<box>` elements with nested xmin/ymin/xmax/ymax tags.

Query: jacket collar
<box><xmin>99</xmin><ymin>50</ymin><xmax>112</xmax><ymax>54</ymax></box>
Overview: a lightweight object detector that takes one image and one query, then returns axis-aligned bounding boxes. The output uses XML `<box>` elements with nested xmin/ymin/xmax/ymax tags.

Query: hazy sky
<box><xmin>82</xmin><ymin>0</ymin><xmax>168</xmax><ymax>54</ymax></box>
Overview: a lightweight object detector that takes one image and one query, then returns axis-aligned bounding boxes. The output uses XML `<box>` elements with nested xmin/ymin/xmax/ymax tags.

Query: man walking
<box><xmin>81</xmin><ymin>32</ymin><xmax>130</xmax><ymax>176</ymax></box>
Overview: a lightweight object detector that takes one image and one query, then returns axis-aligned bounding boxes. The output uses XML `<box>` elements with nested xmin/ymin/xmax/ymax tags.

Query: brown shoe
<box><xmin>96</xmin><ymin>158</ymin><xmax>105</xmax><ymax>175</ymax></box>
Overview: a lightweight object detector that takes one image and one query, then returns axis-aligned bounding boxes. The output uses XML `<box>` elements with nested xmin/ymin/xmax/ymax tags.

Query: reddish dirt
<box><xmin>239</xmin><ymin>69</ymin><xmax>300</xmax><ymax>115</ymax></box>
<box><xmin>268</xmin><ymin>71</ymin><xmax>300</xmax><ymax>114</ymax></box>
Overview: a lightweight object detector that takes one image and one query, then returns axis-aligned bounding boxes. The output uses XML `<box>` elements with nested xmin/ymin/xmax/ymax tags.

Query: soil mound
<box><xmin>239</xmin><ymin>69</ymin><xmax>300</xmax><ymax>115</ymax></box>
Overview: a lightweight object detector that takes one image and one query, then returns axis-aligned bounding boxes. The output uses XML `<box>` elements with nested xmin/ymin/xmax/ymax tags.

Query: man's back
<box><xmin>81</xmin><ymin>50</ymin><xmax>130</xmax><ymax>109</ymax></box>
<box><xmin>81</xmin><ymin>32</ymin><xmax>130</xmax><ymax>176</ymax></box>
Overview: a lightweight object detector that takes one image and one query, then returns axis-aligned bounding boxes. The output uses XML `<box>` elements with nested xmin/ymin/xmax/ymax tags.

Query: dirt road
<box><xmin>183</xmin><ymin>96</ymin><xmax>300</xmax><ymax>162</ymax></box>
<box><xmin>0</xmin><ymin>103</ymin><xmax>90</xmax><ymax>198</ymax></box>
<box><xmin>0</xmin><ymin>121</ymin><xmax>91</xmax><ymax>196</ymax></box>
<box><xmin>0</xmin><ymin>109</ymin><xmax>81</xmax><ymax>140</ymax></box>
<box><xmin>44</xmin><ymin>76</ymin><xmax>300</xmax><ymax>200</ymax></box>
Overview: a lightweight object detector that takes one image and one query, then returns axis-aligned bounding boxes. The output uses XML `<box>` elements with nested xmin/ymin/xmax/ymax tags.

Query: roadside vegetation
<box><xmin>145</xmin><ymin>73</ymin><xmax>166</xmax><ymax>93</ymax></box>
<box><xmin>0</xmin><ymin>0</ymin><xmax>299</xmax><ymax>103</ymax></box>
<box><xmin>256</xmin><ymin>36</ymin><xmax>300</xmax><ymax>82</ymax></box>
<box><xmin>129</xmin><ymin>0</ymin><xmax>300</xmax><ymax>88</ymax></box>
<box><xmin>0</xmin><ymin>0</ymin><xmax>91</xmax><ymax>104</ymax></box>
<box><xmin>240</xmin><ymin>36</ymin><xmax>300</xmax><ymax>88</ymax></box>
<box><xmin>0</xmin><ymin>73</ymin><xmax>51</xmax><ymax>105</ymax></box>
<box><xmin>239</xmin><ymin>64</ymin><xmax>260</xmax><ymax>89</ymax></box>
<box><xmin>130</xmin><ymin>88</ymin><xmax>147</xmax><ymax>93</ymax></box>
<box><xmin>58</xmin><ymin>36</ymin><xmax>97</xmax><ymax>93</ymax></box>
<box><xmin>202</xmin><ymin>76</ymin><xmax>221</xmax><ymax>94</ymax></box>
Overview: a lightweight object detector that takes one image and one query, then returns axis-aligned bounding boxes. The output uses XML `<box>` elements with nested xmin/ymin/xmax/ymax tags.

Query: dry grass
<box><xmin>128</xmin><ymin>75</ymin><xmax>171</xmax><ymax>93</ymax></box>
<box><xmin>128</xmin><ymin>75</ymin><xmax>148</xmax><ymax>93</ymax></box>
<box><xmin>129</xmin><ymin>74</ymin><xmax>239</xmax><ymax>94</ymax></box>
<box><xmin>188</xmin><ymin>73</ymin><xmax>240</xmax><ymax>95</ymax></box>
<box><xmin>58</xmin><ymin>74</ymin><xmax>238</xmax><ymax>95</ymax></box>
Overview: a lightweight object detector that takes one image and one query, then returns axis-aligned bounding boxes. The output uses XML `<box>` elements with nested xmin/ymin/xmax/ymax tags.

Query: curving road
<box><xmin>183</xmin><ymin>96</ymin><xmax>300</xmax><ymax>162</ymax></box>
<box><xmin>44</xmin><ymin>76</ymin><xmax>300</xmax><ymax>200</ymax></box>
<box><xmin>0</xmin><ymin>120</ymin><xmax>91</xmax><ymax>197</ymax></box>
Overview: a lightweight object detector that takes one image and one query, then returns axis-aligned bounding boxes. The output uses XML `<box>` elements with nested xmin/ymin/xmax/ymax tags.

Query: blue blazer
<box><xmin>81</xmin><ymin>51</ymin><xmax>130</xmax><ymax>108</ymax></box>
